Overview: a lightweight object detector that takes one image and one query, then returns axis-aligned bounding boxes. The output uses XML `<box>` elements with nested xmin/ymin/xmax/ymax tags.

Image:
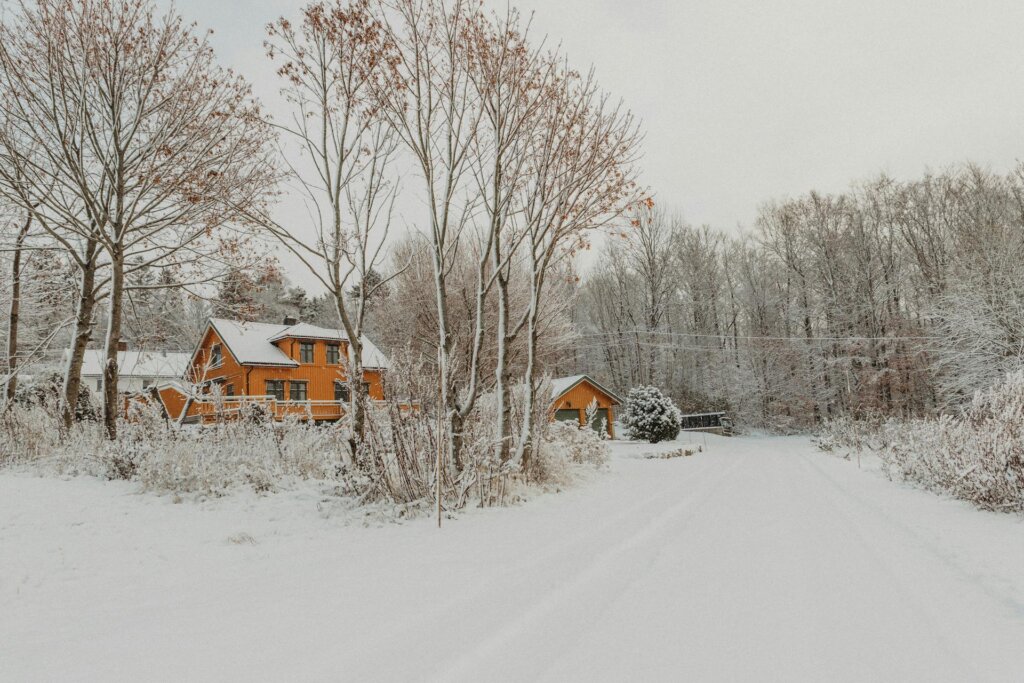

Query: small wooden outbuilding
<box><xmin>550</xmin><ymin>374</ymin><xmax>623</xmax><ymax>438</ymax></box>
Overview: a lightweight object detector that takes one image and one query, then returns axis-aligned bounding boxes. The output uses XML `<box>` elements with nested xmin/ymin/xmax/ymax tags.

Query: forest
<box><xmin>574</xmin><ymin>164</ymin><xmax>1024</xmax><ymax>430</ymax></box>
<box><xmin>1</xmin><ymin>0</ymin><xmax>1022</xmax><ymax>511</ymax></box>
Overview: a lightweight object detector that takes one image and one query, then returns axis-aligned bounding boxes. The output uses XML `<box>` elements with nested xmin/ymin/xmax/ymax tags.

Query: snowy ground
<box><xmin>2</xmin><ymin>435</ymin><xmax>1023</xmax><ymax>682</ymax></box>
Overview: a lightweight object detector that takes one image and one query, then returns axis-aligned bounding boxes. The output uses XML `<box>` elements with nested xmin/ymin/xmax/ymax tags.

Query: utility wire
<box><xmin>572</xmin><ymin>330</ymin><xmax>939</xmax><ymax>342</ymax></box>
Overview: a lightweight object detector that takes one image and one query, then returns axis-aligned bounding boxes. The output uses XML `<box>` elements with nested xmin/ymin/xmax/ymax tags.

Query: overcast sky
<box><xmin>171</xmin><ymin>0</ymin><xmax>1024</xmax><ymax>271</ymax></box>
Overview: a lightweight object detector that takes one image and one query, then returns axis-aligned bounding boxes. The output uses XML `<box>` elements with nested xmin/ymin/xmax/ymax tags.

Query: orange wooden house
<box><xmin>550</xmin><ymin>374</ymin><xmax>622</xmax><ymax>438</ymax></box>
<box><xmin>157</xmin><ymin>317</ymin><xmax>390</xmax><ymax>424</ymax></box>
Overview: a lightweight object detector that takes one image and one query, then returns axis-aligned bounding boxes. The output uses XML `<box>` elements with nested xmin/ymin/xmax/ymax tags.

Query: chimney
<box><xmin>283</xmin><ymin>316</ymin><xmax>298</xmax><ymax>326</ymax></box>
<box><xmin>117</xmin><ymin>340</ymin><xmax>128</xmax><ymax>352</ymax></box>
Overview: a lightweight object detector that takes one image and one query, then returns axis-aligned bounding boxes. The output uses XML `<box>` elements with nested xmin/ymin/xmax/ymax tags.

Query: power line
<box><xmin>572</xmin><ymin>330</ymin><xmax>938</xmax><ymax>342</ymax></box>
<box><xmin>566</xmin><ymin>339</ymin><xmax>931</xmax><ymax>359</ymax></box>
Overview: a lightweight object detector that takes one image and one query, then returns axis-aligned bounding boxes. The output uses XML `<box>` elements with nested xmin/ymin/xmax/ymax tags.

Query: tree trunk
<box><xmin>514</xmin><ymin>284</ymin><xmax>541</xmax><ymax>473</ymax></box>
<box><xmin>3</xmin><ymin>213</ymin><xmax>32</xmax><ymax>410</ymax></box>
<box><xmin>347</xmin><ymin>336</ymin><xmax>366</xmax><ymax>457</ymax></box>
<box><xmin>101</xmin><ymin>248</ymin><xmax>124</xmax><ymax>439</ymax></box>
<box><xmin>494</xmin><ymin>273</ymin><xmax>512</xmax><ymax>464</ymax></box>
<box><xmin>62</xmin><ymin>242</ymin><xmax>100</xmax><ymax>429</ymax></box>
<box><xmin>429</xmin><ymin>248</ymin><xmax>463</xmax><ymax>473</ymax></box>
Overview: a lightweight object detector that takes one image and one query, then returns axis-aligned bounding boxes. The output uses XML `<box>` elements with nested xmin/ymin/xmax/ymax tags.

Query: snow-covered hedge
<box><xmin>622</xmin><ymin>385</ymin><xmax>682</xmax><ymax>443</ymax></box>
<box><xmin>0</xmin><ymin>367</ymin><xmax>610</xmax><ymax>512</ymax></box>
<box><xmin>818</xmin><ymin>372</ymin><xmax>1024</xmax><ymax>513</ymax></box>
<box><xmin>0</xmin><ymin>402</ymin><xmax>348</xmax><ymax>496</ymax></box>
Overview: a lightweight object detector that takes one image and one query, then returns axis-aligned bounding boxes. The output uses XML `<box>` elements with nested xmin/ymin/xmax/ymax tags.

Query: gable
<box><xmin>551</xmin><ymin>375</ymin><xmax>623</xmax><ymax>406</ymax></box>
<box><xmin>207</xmin><ymin>319</ymin><xmax>298</xmax><ymax>367</ymax></box>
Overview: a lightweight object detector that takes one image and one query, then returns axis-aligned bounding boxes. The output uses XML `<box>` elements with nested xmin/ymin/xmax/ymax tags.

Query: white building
<box><xmin>79</xmin><ymin>349</ymin><xmax>190</xmax><ymax>393</ymax></box>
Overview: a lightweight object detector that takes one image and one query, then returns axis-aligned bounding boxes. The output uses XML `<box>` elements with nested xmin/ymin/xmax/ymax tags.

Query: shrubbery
<box><xmin>622</xmin><ymin>385</ymin><xmax>682</xmax><ymax>443</ymax></box>
<box><xmin>818</xmin><ymin>372</ymin><xmax>1024</xmax><ymax>513</ymax></box>
<box><xmin>531</xmin><ymin>420</ymin><xmax>610</xmax><ymax>485</ymax></box>
<box><xmin>0</xmin><ymin>369</ymin><xmax>610</xmax><ymax>515</ymax></box>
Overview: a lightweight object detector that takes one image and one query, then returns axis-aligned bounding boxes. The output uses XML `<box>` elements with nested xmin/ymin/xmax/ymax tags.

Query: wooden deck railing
<box><xmin>185</xmin><ymin>395</ymin><xmax>348</xmax><ymax>423</ymax></box>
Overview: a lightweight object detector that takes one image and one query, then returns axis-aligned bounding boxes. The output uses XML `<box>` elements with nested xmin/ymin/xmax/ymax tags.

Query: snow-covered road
<box><xmin>2</xmin><ymin>435</ymin><xmax>1023</xmax><ymax>682</ymax></box>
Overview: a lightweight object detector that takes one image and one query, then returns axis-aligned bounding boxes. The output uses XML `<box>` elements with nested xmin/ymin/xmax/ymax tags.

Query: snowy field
<box><xmin>2</xmin><ymin>434</ymin><xmax>1023</xmax><ymax>682</ymax></box>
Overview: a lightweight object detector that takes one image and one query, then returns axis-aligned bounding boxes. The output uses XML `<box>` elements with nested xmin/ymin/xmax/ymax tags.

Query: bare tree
<box><xmin>373</xmin><ymin>0</ymin><xmax>489</xmax><ymax>472</ymax></box>
<box><xmin>465</xmin><ymin>7</ymin><xmax>557</xmax><ymax>463</ymax></box>
<box><xmin>513</xmin><ymin>66</ymin><xmax>645</xmax><ymax>469</ymax></box>
<box><xmin>263</xmin><ymin>0</ymin><xmax>402</xmax><ymax>454</ymax></box>
<box><xmin>0</xmin><ymin>0</ymin><xmax>277</xmax><ymax>438</ymax></box>
<box><xmin>621</xmin><ymin>203</ymin><xmax>675</xmax><ymax>385</ymax></box>
<box><xmin>2</xmin><ymin>209</ymin><xmax>32</xmax><ymax>409</ymax></box>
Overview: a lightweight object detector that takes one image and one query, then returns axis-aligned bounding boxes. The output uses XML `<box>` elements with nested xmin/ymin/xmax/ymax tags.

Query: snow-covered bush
<box><xmin>13</xmin><ymin>372</ymin><xmax>98</xmax><ymax>422</ymax></box>
<box><xmin>622</xmin><ymin>385</ymin><xmax>681</xmax><ymax>443</ymax></box>
<box><xmin>0</xmin><ymin>401</ymin><xmax>346</xmax><ymax>495</ymax></box>
<box><xmin>531</xmin><ymin>419</ymin><xmax>609</xmax><ymax>485</ymax></box>
<box><xmin>819</xmin><ymin>372</ymin><xmax>1024</xmax><ymax>513</ymax></box>
<box><xmin>815</xmin><ymin>414</ymin><xmax>894</xmax><ymax>455</ymax></box>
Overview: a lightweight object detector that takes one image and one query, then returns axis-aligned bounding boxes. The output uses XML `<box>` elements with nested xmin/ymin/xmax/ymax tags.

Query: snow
<box><xmin>3</xmin><ymin>435</ymin><xmax>1024</xmax><ymax>682</ymax></box>
<box><xmin>209</xmin><ymin>318</ymin><xmax>390</xmax><ymax>369</ymax></box>
<box><xmin>208</xmin><ymin>318</ymin><xmax>298</xmax><ymax>366</ymax></box>
<box><xmin>550</xmin><ymin>374</ymin><xmax>622</xmax><ymax>403</ymax></box>
<box><xmin>551</xmin><ymin>374</ymin><xmax>588</xmax><ymax>398</ymax></box>
<box><xmin>78</xmin><ymin>350</ymin><xmax>191</xmax><ymax>380</ymax></box>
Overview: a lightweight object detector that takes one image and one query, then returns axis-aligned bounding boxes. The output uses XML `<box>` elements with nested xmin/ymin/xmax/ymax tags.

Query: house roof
<box><xmin>207</xmin><ymin>318</ymin><xmax>391</xmax><ymax>369</ymax></box>
<box><xmin>80</xmin><ymin>350</ymin><xmax>191</xmax><ymax>379</ymax></box>
<box><xmin>208</xmin><ymin>319</ymin><xmax>298</xmax><ymax>367</ymax></box>
<box><xmin>267</xmin><ymin>322</ymin><xmax>347</xmax><ymax>342</ymax></box>
<box><xmin>550</xmin><ymin>374</ymin><xmax>623</xmax><ymax>405</ymax></box>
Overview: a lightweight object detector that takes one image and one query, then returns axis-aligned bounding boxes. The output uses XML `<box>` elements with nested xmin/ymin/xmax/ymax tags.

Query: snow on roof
<box><xmin>358</xmin><ymin>336</ymin><xmax>391</xmax><ymax>370</ymax></box>
<box><xmin>209</xmin><ymin>318</ymin><xmax>391</xmax><ymax>369</ymax></box>
<box><xmin>209</xmin><ymin>319</ymin><xmax>298</xmax><ymax>367</ymax></box>
<box><xmin>550</xmin><ymin>374</ymin><xmax>623</xmax><ymax>404</ymax></box>
<box><xmin>267</xmin><ymin>322</ymin><xmax>348</xmax><ymax>342</ymax></box>
<box><xmin>551</xmin><ymin>374</ymin><xmax>588</xmax><ymax>399</ymax></box>
<box><xmin>80</xmin><ymin>350</ymin><xmax>191</xmax><ymax>378</ymax></box>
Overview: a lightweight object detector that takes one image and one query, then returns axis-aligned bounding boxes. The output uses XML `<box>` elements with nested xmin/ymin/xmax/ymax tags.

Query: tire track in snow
<box><xmin>797</xmin><ymin>451</ymin><xmax>1024</xmax><ymax>620</ymax></box>
<box><xmin>343</xmin><ymin>455</ymin><xmax>732</xmax><ymax>679</ymax></box>
<box><xmin>427</xmin><ymin>456</ymin><xmax>746</xmax><ymax>682</ymax></box>
<box><xmin>792</xmin><ymin>452</ymin><xmax>1024</xmax><ymax>682</ymax></box>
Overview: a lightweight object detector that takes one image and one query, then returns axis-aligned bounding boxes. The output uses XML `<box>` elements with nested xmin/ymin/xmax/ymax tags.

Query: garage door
<box><xmin>589</xmin><ymin>408</ymin><xmax>609</xmax><ymax>433</ymax></box>
<box><xmin>555</xmin><ymin>409</ymin><xmax>580</xmax><ymax>425</ymax></box>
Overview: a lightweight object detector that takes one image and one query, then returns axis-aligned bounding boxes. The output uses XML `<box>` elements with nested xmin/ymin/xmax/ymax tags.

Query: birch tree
<box><xmin>373</xmin><ymin>0</ymin><xmax>489</xmax><ymax>472</ymax></box>
<box><xmin>263</xmin><ymin>0</ymin><xmax>401</xmax><ymax>454</ymax></box>
<box><xmin>465</xmin><ymin>8</ymin><xmax>556</xmax><ymax>463</ymax></box>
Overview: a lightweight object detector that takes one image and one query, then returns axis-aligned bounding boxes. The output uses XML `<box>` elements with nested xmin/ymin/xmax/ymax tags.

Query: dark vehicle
<box><xmin>679</xmin><ymin>411</ymin><xmax>733</xmax><ymax>436</ymax></box>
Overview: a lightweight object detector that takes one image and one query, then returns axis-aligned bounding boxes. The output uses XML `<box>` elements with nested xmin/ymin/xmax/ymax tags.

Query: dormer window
<box><xmin>210</xmin><ymin>343</ymin><xmax>222</xmax><ymax>367</ymax></box>
<box><xmin>326</xmin><ymin>343</ymin><xmax>340</xmax><ymax>365</ymax></box>
<box><xmin>299</xmin><ymin>342</ymin><xmax>315</xmax><ymax>364</ymax></box>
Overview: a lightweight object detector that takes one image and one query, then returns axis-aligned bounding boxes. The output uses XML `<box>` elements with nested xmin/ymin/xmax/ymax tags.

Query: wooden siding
<box><xmin>181</xmin><ymin>326</ymin><xmax>385</xmax><ymax>422</ymax></box>
<box><xmin>157</xmin><ymin>385</ymin><xmax>188</xmax><ymax>421</ymax></box>
<box><xmin>551</xmin><ymin>379</ymin><xmax>617</xmax><ymax>437</ymax></box>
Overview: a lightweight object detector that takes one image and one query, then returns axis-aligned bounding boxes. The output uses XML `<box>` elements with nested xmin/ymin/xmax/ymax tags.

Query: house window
<box><xmin>290</xmin><ymin>381</ymin><xmax>308</xmax><ymax>401</ymax></box>
<box><xmin>326</xmin><ymin>343</ymin><xmax>340</xmax><ymax>365</ymax></box>
<box><xmin>225</xmin><ymin>384</ymin><xmax>235</xmax><ymax>397</ymax></box>
<box><xmin>210</xmin><ymin>343</ymin><xmax>223</xmax><ymax>367</ymax></box>
<box><xmin>299</xmin><ymin>342</ymin><xmax>315</xmax><ymax>364</ymax></box>
<box><xmin>334</xmin><ymin>381</ymin><xmax>350</xmax><ymax>403</ymax></box>
<box><xmin>265</xmin><ymin>380</ymin><xmax>285</xmax><ymax>401</ymax></box>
